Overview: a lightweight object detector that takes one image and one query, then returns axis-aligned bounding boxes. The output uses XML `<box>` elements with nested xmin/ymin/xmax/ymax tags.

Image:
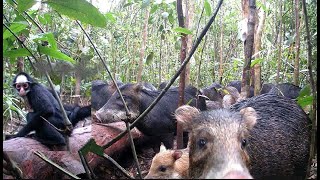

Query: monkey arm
<box><xmin>14</xmin><ymin>112</ymin><xmax>39</xmax><ymax>137</ymax></box>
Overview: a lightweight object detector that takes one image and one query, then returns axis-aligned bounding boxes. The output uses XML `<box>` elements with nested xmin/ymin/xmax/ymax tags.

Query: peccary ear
<box><xmin>132</xmin><ymin>83</ymin><xmax>143</xmax><ymax>92</ymax></box>
<box><xmin>172</xmin><ymin>150</ymin><xmax>183</xmax><ymax>161</ymax></box>
<box><xmin>175</xmin><ymin>105</ymin><xmax>200</xmax><ymax>131</ymax></box>
<box><xmin>239</xmin><ymin>107</ymin><xmax>257</xmax><ymax>130</ymax></box>
<box><xmin>160</xmin><ymin>143</ymin><xmax>167</xmax><ymax>152</ymax></box>
<box><xmin>222</xmin><ymin>86</ymin><xmax>243</xmax><ymax>108</ymax></box>
<box><xmin>222</xmin><ymin>94</ymin><xmax>235</xmax><ymax>108</ymax></box>
<box><xmin>109</xmin><ymin>81</ymin><xmax>117</xmax><ymax>91</ymax></box>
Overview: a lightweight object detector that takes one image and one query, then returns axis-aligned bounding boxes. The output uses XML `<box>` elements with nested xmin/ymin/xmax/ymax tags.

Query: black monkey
<box><xmin>47</xmin><ymin>87</ymin><xmax>91</xmax><ymax>126</ymax></box>
<box><xmin>10</xmin><ymin>72</ymin><xmax>67</xmax><ymax>146</ymax></box>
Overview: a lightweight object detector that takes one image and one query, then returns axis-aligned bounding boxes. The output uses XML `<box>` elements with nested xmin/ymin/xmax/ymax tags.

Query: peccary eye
<box><xmin>197</xmin><ymin>138</ymin><xmax>207</xmax><ymax>149</ymax></box>
<box><xmin>158</xmin><ymin>165</ymin><xmax>167</xmax><ymax>172</ymax></box>
<box><xmin>241</xmin><ymin>139</ymin><xmax>247</xmax><ymax>149</ymax></box>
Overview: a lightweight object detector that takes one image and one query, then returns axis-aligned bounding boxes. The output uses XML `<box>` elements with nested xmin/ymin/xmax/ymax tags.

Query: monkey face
<box><xmin>13</xmin><ymin>74</ymin><xmax>31</xmax><ymax>97</ymax></box>
<box><xmin>15</xmin><ymin>83</ymin><xmax>30</xmax><ymax>96</ymax></box>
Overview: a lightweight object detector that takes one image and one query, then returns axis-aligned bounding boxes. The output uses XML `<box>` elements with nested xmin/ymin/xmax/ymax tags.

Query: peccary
<box><xmin>175</xmin><ymin>94</ymin><xmax>311</xmax><ymax>179</ymax></box>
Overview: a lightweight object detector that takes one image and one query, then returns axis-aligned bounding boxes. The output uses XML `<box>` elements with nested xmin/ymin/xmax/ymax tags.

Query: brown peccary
<box><xmin>175</xmin><ymin>94</ymin><xmax>311</xmax><ymax>179</ymax></box>
<box><xmin>145</xmin><ymin>145</ymin><xmax>189</xmax><ymax>179</ymax></box>
<box><xmin>175</xmin><ymin>105</ymin><xmax>255</xmax><ymax>179</ymax></box>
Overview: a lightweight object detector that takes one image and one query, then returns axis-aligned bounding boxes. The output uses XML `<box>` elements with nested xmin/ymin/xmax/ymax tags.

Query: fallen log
<box><xmin>3</xmin><ymin>123</ymin><xmax>146</xmax><ymax>179</ymax></box>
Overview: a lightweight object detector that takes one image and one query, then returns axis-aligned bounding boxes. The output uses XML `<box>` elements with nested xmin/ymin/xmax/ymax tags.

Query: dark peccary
<box><xmin>267</xmin><ymin>83</ymin><xmax>302</xmax><ymax>99</ymax></box>
<box><xmin>158</xmin><ymin>82</ymin><xmax>168</xmax><ymax>90</ymax></box>
<box><xmin>143</xmin><ymin>82</ymin><xmax>157</xmax><ymax>91</ymax></box>
<box><xmin>230</xmin><ymin>94</ymin><xmax>310</xmax><ymax>178</ymax></box>
<box><xmin>260</xmin><ymin>83</ymin><xmax>275</xmax><ymax>94</ymax></box>
<box><xmin>200</xmin><ymin>82</ymin><xmax>223</xmax><ymax>102</ymax></box>
<box><xmin>91</xmin><ymin>80</ymin><xmax>123</xmax><ymax>110</ymax></box>
<box><xmin>175</xmin><ymin>94</ymin><xmax>311</xmax><ymax>179</ymax></box>
<box><xmin>95</xmin><ymin>83</ymin><xmax>206</xmax><ymax>149</ymax></box>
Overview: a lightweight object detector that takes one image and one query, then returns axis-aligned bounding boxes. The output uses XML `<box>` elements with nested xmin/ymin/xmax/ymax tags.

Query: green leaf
<box><xmin>38</xmin><ymin>15</ymin><xmax>47</xmax><ymax>25</ymax></box>
<box><xmin>105</xmin><ymin>13</ymin><xmax>116</xmax><ymax>23</ymax></box>
<box><xmin>175</xmin><ymin>39</ymin><xmax>181</xmax><ymax>50</ymax></box>
<box><xmin>44</xmin><ymin>13</ymin><xmax>52</xmax><ymax>24</ymax></box>
<box><xmin>250</xmin><ymin>58</ymin><xmax>263</xmax><ymax>67</ymax></box>
<box><xmin>121</xmin><ymin>58</ymin><xmax>130</xmax><ymax>65</ymax></box>
<box><xmin>257</xmin><ymin>1</ymin><xmax>267</xmax><ymax>12</ymax></box>
<box><xmin>3</xmin><ymin>22</ymin><xmax>29</xmax><ymax>39</ymax></box>
<box><xmin>159</xmin><ymin>24</ymin><xmax>164</xmax><ymax>32</ymax></box>
<box><xmin>16</xmin><ymin>0</ymin><xmax>37</xmax><ymax>12</ymax></box>
<box><xmin>30</xmin><ymin>32</ymin><xmax>58</xmax><ymax>50</ymax></box>
<box><xmin>141</xmin><ymin>0</ymin><xmax>150</xmax><ymax>9</ymax></box>
<box><xmin>3</xmin><ymin>40</ymin><xmax>8</xmax><ymax>52</ymax></box>
<box><xmin>150</xmin><ymin>5</ymin><xmax>158</xmax><ymax>14</ymax></box>
<box><xmin>297</xmin><ymin>95</ymin><xmax>313</xmax><ymax>108</ymax></box>
<box><xmin>173</xmin><ymin>27</ymin><xmax>192</xmax><ymax>35</ymax></box>
<box><xmin>45</xmin><ymin>33</ymin><xmax>58</xmax><ymax>50</ymax></box>
<box><xmin>27</xmin><ymin>9</ymin><xmax>38</xmax><ymax>19</ymax></box>
<box><xmin>204</xmin><ymin>0</ymin><xmax>212</xmax><ymax>16</ymax></box>
<box><xmin>161</xmin><ymin>33</ymin><xmax>165</xmax><ymax>40</ymax></box>
<box><xmin>3</xmin><ymin>48</ymin><xmax>31</xmax><ymax>58</ymax></box>
<box><xmin>123</xmin><ymin>2</ymin><xmax>134</xmax><ymax>8</ymax></box>
<box><xmin>80</xmin><ymin>139</ymin><xmax>104</xmax><ymax>156</ymax></box>
<box><xmin>298</xmin><ymin>85</ymin><xmax>311</xmax><ymax>97</ymax></box>
<box><xmin>46</xmin><ymin>0</ymin><xmax>106</xmax><ymax>28</ymax></box>
<box><xmin>146</xmin><ymin>52</ymin><xmax>154</xmax><ymax>65</ymax></box>
<box><xmin>38</xmin><ymin>46</ymin><xmax>75</xmax><ymax>64</ymax></box>
<box><xmin>168</xmin><ymin>13</ymin><xmax>174</xmax><ymax>24</ymax></box>
<box><xmin>14</xmin><ymin>14</ymin><xmax>27</xmax><ymax>22</ymax></box>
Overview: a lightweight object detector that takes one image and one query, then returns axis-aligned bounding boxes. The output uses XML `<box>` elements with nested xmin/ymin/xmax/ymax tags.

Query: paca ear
<box><xmin>175</xmin><ymin>105</ymin><xmax>200</xmax><ymax>131</ymax></box>
<box><xmin>239</xmin><ymin>107</ymin><xmax>257</xmax><ymax>130</ymax></box>
<box><xmin>160</xmin><ymin>143</ymin><xmax>167</xmax><ymax>153</ymax></box>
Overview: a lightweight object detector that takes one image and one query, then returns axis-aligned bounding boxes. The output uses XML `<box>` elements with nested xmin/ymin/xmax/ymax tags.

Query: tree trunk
<box><xmin>197</xmin><ymin>35</ymin><xmax>207</xmax><ymax>88</ymax></box>
<box><xmin>74</xmin><ymin>71</ymin><xmax>81</xmax><ymax>105</ymax></box>
<box><xmin>16</xmin><ymin>57</ymin><xmax>24</xmax><ymax>73</ymax></box>
<box><xmin>184</xmin><ymin>0</ymin><xmax>194</xmax><ymax>86</ymax></box>
<box><xmin>159</xmin><ymin>34</ymin><xmax>163</xmax><ymax>85</ymax></box>
<box><xmin>253</xmin><ymin>0</ymin><xmax>266</xmax><ymax>96</ymax></box>
<box><xmin>241</xmin><ymin>0</ymin><xmax>256</xmax><ymax>98</ymax></box>
<box><xmin>293</xmin><ymin>0</ymin><xmax>300</xmax><ymax>85</ymax></box>
<box><xmin>218</xmin><ymin>8</ymin><xmax>224</xmax><ymax>85</ymax></box>
<box><xmin>137</xmin><ymin>8</ymin><xmax>150</xmax><ymax>82</ymax></box>
<box><xmin>302</xmin><ymin>0</ymin><xmax>317</xmax><ymax>170</ymax></box>
<box><xmin>276</xmin><ymin>0</ymin><xmax>283</xmax><ymax>84</ymax></box>
<box><xmin>176</xmin><ymin>0</ymin><xmax>187</xmax><ymax>150</ymax></box>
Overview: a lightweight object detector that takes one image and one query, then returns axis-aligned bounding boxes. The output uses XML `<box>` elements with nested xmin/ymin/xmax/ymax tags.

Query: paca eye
<box><xmin>158</xmin><ymin>165</ymin><xmax>167</xmax><ymax>172</ymax></box>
